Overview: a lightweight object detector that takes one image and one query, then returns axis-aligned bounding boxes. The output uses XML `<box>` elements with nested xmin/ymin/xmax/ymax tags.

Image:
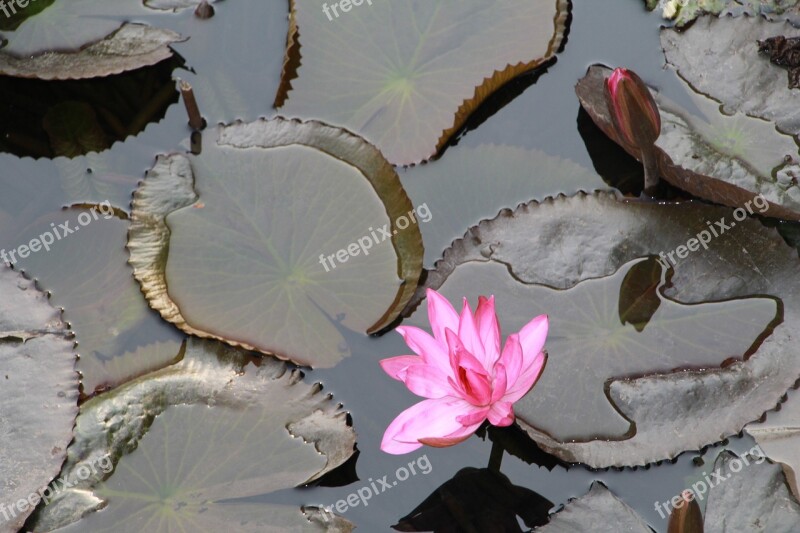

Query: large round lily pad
<box><xmin>29</xmin><ymin>337</ymin><xmax>356</xmax><ymax>532</ymax></box>
<box><xmin>128</xmin><ymin>118</ymin><xmax>424</xmax><ymax>367</ymax></box>
<box><xmin>0</xmin><ymin>266</ymin><xmax>78</xmax><ymax>533</ymax></box>
<box><xmin>276</xmin><ymin>0</ymin><xmax>570</xmax><ymax>165</ymax></box>
<box><xmin>414</xmin><ymin>192</ymin><xmax>800</xmax><ymax>467</ymax></box>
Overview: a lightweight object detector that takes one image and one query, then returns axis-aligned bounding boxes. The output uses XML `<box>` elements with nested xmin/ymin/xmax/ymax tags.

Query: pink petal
<box><xmin>487</xmin><ymin>401</ymin><xmax>515</xmax><ymax>427</ymax></box>
<box><xmin>499</xmin><ymin>334</ymin><xmax>523</xmax><ymax>387</ymax></box>
<box><xmin>380</xmin><ymin>397</ymin><xmax>486</xmax><ymax>455</ymax></box>
<box><xmin>504</xmin><ymin>351</ymin><xmax>547</xmax><ymax>403</ymax></box>
<box><xmin>456</xmin><ymin>406</ymin><xmax>490</xmax><ymax>426</ymax></box>
<box><xmin>404</xmin><ymin>363</ymin><xmax>459</xmax><ymax>399</ymax></box>
<box><xmin>518</xmin><ymin>315</ymin><xmax>549</xmax><ymax>368</ymax></box>
<box><xmin>395</xmin><ymin>326</ymin><xmax>452</xmax><ymax>377</ymax></box>
<box><xmin>426</xmin><ymin>289</ymin><xmax>459</xmax><ymax>343</ymax></box>
<box><xmin>380</xmin><ymin>355</ymin><xmax>422</xmax><ymax>381</ymax></box>
<box><xmin>458</xmin><ymin>298</ymin><xmax>487</xmax><ymax>368</ymax></box>
<box><xmin>475</xmin><ymin>296</ymin><xmax>501</xmax><ymax>365</ymax></box>
<box><xmin>457</xmin><ymin>366</ymin><xmax>493</xmax><ymax>406</ymax></box>
<box><xmin>445</xmin><ymin>329</ymin><xmax>487</xmax><ymax>376</ymax></box>
<box><xmin>491</xmin><ymin>362</ymin><xmax>508</xmax><ymax>403</ymax></box>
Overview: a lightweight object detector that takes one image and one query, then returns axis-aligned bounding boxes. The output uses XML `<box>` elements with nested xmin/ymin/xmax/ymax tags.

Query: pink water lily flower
<box><xmin>380</xmin><ymin>288</ymin><xmax>548</xmax><ymax>455</ymax></box>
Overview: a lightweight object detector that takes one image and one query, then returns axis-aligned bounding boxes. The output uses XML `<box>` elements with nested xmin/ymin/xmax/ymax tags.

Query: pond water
<box><xmin>1</xmin><ymin>0</ymin><xmax>797</xmax><ymax>531</ymax></box>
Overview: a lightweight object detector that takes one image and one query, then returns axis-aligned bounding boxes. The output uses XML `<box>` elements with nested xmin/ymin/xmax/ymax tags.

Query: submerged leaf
<box><xmin>0</xmin><ymin>23</ymin><xmax>182</xmax><ymax>80</ymax></box>
<box><xmin>577</xmin><ymin>64</ymin><xmax>800</xmax><ymax>220</ymax></box>
<box><xmin>277</xmin><ymin>0</ymin><xmax>570</xmax><ymax>165</ymax></box>
<box><xmin>29</xmin><ymin>338</ymin><xmax>356</xmax><ymax>532</ymax></box>
<box><xmin>0</xmin><ymin>267</ymin><xmax>78</xmax><ymax>533</ymax></box>
<box><xmin>128</xmin><ymin>118</ymin><xmax>423</xmax><ymax>367</ymax></box>
<box><xmin>416</xmin><ymin>192</ymin><xmax>800</xmax><ymax>467</ymax></box>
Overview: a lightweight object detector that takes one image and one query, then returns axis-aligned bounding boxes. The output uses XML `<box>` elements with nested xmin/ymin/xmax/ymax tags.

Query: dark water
<box><xmin>0</xmin><ymin>0</ymin><xmax>774</xmax><ymax>531</ymax></box>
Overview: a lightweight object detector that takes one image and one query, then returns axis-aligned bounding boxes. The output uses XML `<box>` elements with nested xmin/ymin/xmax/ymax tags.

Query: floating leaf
<box><xmin>577</xmin><ymin>64</ymin><xmax>800</xmax><ymax>220</ymax></box>
<box><xmin>667</xmin><ymin>491</ymin><xmax>703</xmax><ymax>533</ymax></box>
<box><xmin>128</xmin><ymin>118</ymin><xmax>423</xmax><ymax>367</ymax></box>
<box><xmin>29</xmin><ymin>338</ymin><xmax>356</xmax><ymax>532</ymax></box>
<box><xmin>11</xmin><ymin>208</ymin><xmax>182</xmax><ymax>395</ymax></box>
<box><xmin>415</xmin><ymin>192</ymin><xmax>800</xmax><ymax>467</ymax></box>
<box><xmin>0</xmin><ymin>267</ymin><xmax>78</xmax><ymax>533</ymax></box>
<box><xmin>277</xmin><ymin>0</ymin><xmax>570</xmax><ymax>165</ymax></box>
<box><xmin>0</xmin><ymin>23</ymin><xmax>182</xmax><ymax>80</ymax></box>
<box><xmin>645</xmin><ymin>0</ymin><xmax>800</xmax><ymax>26</ymax></box>
<box><xmin>536</xmin><ymin>482</ymin><xmax>652</xmax><ymax>533</ymax></box>
<box><xmin>704</xmin><ymin>451</ymin><xmax>800</xmax><ymax>531</ymax></box>
<box><xmin>661</xmin><ymin>16</ymin><xmax>800</xmax><ymax>141</ymax></box>
<box><xmin>415</xmin><ymin>257</ymin><xmax>777</xmax><ymax>441</ymax></box>
<box><xmin>618</xmin><ymin>256</ymin><xmax>667</xmax><ymax>332</ymax></box>
<box><xmin>144</xmin><ymin>0</ymin><xmax>214</xmax><ymax>11</ymax></box>
<box><xmin>399</xmin><ymin>144</ymin><xmax>604</xmax><ymax>266</ymax></box>
<box><xmin>745</xmin><ymin>388</ymin><xmax>800</xmax><ymax>501</ymax></box>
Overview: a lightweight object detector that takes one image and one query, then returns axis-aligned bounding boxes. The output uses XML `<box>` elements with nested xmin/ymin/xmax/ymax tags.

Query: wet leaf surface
<box><xmin>414</xmin><ymin>192</ymin><xmax>800</xmax><ymax>467</ymax></box>
<box><xmin>128</xmin><ymin>118</ymin><xmax>423</xmax><ymax>367</ymax></box>
<box><xmin>277</xmin><ymin>0</ymin><xmax>570</xmax><ymax>165</ymax></box>
<box><xmin>399</xmin><ymin>144</ymin><xmax>605</xmax><ymax>267</ymax></box>
<box><xmin>577</xmin><ymin>64</ymin><xmax>800</xmax><ymax>220</ymax></box>
<box><xmin>661</xmin><ymin>16</ymin><xmax>800</xmax><ymax>142</ymax></box>
<box><xmin>0</xmin><ymin>267</ymin><xmax>78</xmax><ymax>533</ymax></box>
<box><xmin>0</xmin><ymin>23</ymin><xmax>183</xmax><ymax>80</ymax></box>
<box><xmin>29</xmin><ymin>337</ymin><xmax>356</xmax><ymax>532</ymax></box>
<box><xmin>645</xmin><ymin>0</ymin><xmax>800</xmax><ymax>25</ymax></box>
<box><xmin>536</xmin><ymin>482</ymin><xmax>652</xmax><ymax>533</ymax></box>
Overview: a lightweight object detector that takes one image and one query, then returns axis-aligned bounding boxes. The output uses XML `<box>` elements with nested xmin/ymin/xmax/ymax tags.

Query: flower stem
<box><xmin>641</xmin><ymin>146</ymin><xmax>660</xmax><ymax>196</ymax></box>
<box><xmin>488</xmin><ymin>438</ymin><xmax>504</xmax><ymax>473</ymax></box>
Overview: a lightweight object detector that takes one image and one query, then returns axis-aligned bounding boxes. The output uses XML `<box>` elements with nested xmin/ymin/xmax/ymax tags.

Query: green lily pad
<box><xmin>399</xmin><ymin>144</ymin><xmax>605</xmax><ymax>267</ymax></box>
<box><xmin>576</xmin><ymin>64</ymin><xmax>800</xmax><ymax>221</ymax></box>
<box><xmin>415</xmin><ymin>192</ymin><xmax>800</xmax><ymax>467</ymax></box>
<box><xmin>0</xmin><ymin>23</ymin><xmax>182</xmax><ymax>80</ymax></box>
<box><xmin>128</xmin><ymin>118</ymin><xmax>423</xmax><ymax>367</ymax></box>
<box><xmin>416</xmin><ymin>257</ymin><xmax>778</xmax><ymax>441</ymax></box>
<box><xmin>0</xmin><ymin>266</ymin><xmax>78</xmax><ymax>533</ymax></box>
<box><xmin>11</xmin><ymin>207</ymin><xmax>182</xmax><ymax>395</ymax></box>
<box><xmin>0</xmin><ymin>0</ymin><xmax>54</xmax><ymax>32</ymax></box>
<box><xmin>661</xmin><ymin>16</ymin><xmax>800</xmax><ymax>141</ymax></box>
<box><xmin>28</xmin><ymin>338</ymin><xmax>356</xmax><ymax>532</ymax></box>
<box><xmin>277</xmin><ymin>0</ymin><xmax>570</xmax><ymax>165</ymax></box>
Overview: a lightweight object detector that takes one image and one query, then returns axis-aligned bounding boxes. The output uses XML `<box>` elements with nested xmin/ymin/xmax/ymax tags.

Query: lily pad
<box><xmin>28</xmin><ymin>337</ymin><xmax>356</xmax><ymax>532</ymax></box>
<box><xmin>399</xmin><ymin>144</ymin><xmax>605</xmax><ymax>266</ymax></box>
<box><xmin>0</xmin><ymin>23</ymin><xmax>183</xmax><ymax>80</ymax></box>
<box><xmin>415</xmin><ymin>257</ymin><xmax>778</xmax><ymax>441</ymax></box>
<box><xmin>576</xmin><ymin>64</ymin><xmax>800</xmax><ymax>221</ymax></box>
<box><xmin>277</xmin><ymin>0</ymin><xmax>570</xmax><ymax>165</ymax></box>
<box><xmin>536</xmin><ymin>482</ymin><xmax>652</xmax><ymax>533</ymax></box>
<box><xmin>415</xmin><ymin>192</ymin><xmax>800</xmax><ymax>467</ymax></box>
<box><xmin>661</xmin><ymin>16</ymin><xmax>800</xmax><ymax>140</ymax></box>
<box><xmin>704</xmin><ymin>451</ymin><xmax>800</xmax><ymax>531</ymax></box>
<box><xmin>128</xmin><ymin>118</ymin><xmax>423</xmax><ymax>367</ymax></box>
<box><xmin>745</xmin><ymin>387</ymin><xmax>800</xmax><ymax>501</ymax></box>
<box><xmin>11</xmin><ymin>207</ymin><xmax>182</xmax><ymax>395</ymax></box>
<box><xmin>645</xmin><ymin>0</ymin><xmax>800</xmax><ymax>25</ymax></box>
<box><xmin>0</xmin><ymin>266</ymin><xmax>78</xmax><ymax>533</ymax></box>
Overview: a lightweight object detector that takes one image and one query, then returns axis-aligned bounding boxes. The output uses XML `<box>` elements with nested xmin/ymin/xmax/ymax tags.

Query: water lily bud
<box><xmin>604</xmin><ymin>68</ymin><xmax>661</xmax><ymax>150</ymax></box>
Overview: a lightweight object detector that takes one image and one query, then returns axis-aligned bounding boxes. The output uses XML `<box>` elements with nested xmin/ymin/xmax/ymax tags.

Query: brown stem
<box><xmin>179</xmin><ymin>80</ymin><xmax>205</xmax><ymax>131</ymax></box>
